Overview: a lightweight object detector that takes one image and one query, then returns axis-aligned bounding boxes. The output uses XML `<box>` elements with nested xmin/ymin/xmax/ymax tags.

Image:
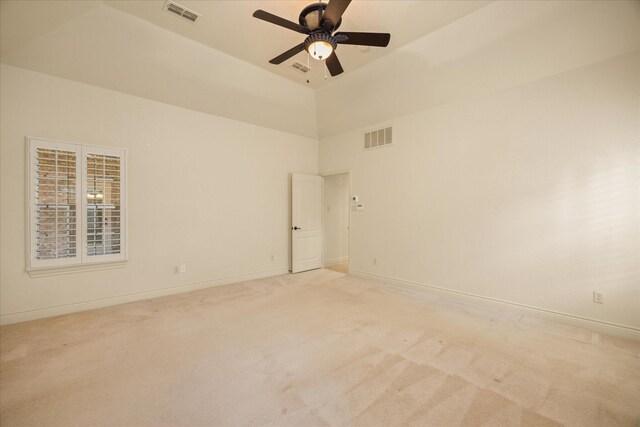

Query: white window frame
<box><xmin>26</xmin><ymin>137</ymin><xmax>127</xmax><ymax>272</ymax></box>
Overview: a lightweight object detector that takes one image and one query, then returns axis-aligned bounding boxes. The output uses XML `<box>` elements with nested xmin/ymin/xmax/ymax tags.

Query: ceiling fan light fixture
<box><xmin>304</xmin><ymin>33</ymin><xmax>337</xmax><ymax>61</ymax></box>
<box><xmin>308</xmin><ymin>40</ymin><xmax>333</xmax><ymax>60</ymax></box>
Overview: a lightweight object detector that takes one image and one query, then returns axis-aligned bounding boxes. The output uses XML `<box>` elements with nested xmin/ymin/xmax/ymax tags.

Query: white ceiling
<box><xmin>103</xmin><ymin>0</ymin><xmax>491</xmax><ymax>88</ymax></box>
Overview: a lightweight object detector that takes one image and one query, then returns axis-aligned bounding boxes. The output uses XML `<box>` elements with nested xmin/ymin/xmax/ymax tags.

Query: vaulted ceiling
<box><xmin>2</xmin><ymin>1</ymin><xmax>491</xmax><ymax>89</ymax></box>
<box><xmin>2</xmin><ymin>1</ymin><xmax>637</xmax><ymax>139</ymax></box>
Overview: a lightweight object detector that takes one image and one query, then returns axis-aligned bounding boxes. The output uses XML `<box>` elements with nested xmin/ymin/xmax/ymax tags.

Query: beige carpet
<box><xmin>1</xmin><ymin>269</ymin><xmax>639</xmax><ymax>426</ymax></box>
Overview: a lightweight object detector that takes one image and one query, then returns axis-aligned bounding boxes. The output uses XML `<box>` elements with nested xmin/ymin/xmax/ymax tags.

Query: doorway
<box><xmin>322</xmin><ymin>172</ymin><xmax>350</xmax><ymax>273</ymax></box>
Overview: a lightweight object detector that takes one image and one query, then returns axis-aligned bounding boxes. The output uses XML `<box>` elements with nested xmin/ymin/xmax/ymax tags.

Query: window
<box><xmin>27</xmin><ymin>137</ymin><xmax>126</xmax><ymax>270</ymax></box>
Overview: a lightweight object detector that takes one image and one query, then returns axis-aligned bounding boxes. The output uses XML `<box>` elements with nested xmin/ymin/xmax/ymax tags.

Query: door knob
<box><xmin>292</xmin><ymin>226</ymin><xmax>301</xmax><ymax>230</ymax></box>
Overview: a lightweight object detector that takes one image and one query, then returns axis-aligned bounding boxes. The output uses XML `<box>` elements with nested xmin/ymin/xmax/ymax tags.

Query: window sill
<box><xmin>27</xmin><ymin>260</ymin><xmax>128</xmax><ymax>278</ymax></box>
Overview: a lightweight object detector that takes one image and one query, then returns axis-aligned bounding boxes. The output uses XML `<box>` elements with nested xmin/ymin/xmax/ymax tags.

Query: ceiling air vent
<box><xmin>364</xmin><ymin>126</ymin><xmax>393</xmax><ymax>150</ymax></box>
<box><xmin>164</xmin><ymin>1</ymin><xmax>200</xmax><ymax>23</ymax></box>
<box><xmin>291</xmin><ymin>61</ymin><xmax>311</xmax><ymax>74</ymax></box>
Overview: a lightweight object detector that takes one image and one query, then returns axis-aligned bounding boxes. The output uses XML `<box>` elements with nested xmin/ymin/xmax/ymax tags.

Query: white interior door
<box><xmin>291</xmin><ymin>173</ymin><xmax>322</xmax><ymax>273</ymax></box>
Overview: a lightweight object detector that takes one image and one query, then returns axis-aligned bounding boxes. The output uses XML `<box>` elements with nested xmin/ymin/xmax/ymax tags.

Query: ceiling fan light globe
<box><xmin>308</xmin><ymin>40</ymin><xmax>333</xmax><ymax>61</ymax></box>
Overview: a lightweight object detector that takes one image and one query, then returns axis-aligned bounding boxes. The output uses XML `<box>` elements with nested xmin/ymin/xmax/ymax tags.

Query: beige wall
<box><xmin>318</xmin><ymin>0</ymin><xmax>639</xmax><ymax>338</ymax></box>
<box><xmin>0</xmin><ymin>64</ymin><xmax>317</xmax><ymax>323</ymax></box>
<box><xmin>319</xmin><ymin>51</ymin><xmax>639</xmax><ymax>334</ymax></box>
<box><xmin>323</xmin><ymin>173</ymin><xmax>349</xmax><ymax>265</ymax></box>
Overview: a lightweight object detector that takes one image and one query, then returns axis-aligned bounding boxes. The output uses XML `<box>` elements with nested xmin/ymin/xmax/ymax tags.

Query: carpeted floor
<box><xmin>1</xmin><ymin>269</ymin><xmax>639</xmax><ymax>426</ymax></box>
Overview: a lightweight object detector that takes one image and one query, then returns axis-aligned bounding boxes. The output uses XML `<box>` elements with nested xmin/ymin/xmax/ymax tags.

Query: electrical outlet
<box><xmin>593</xmin><ymin>292</ymin><xmax>603</xmax><ymax>304</ymax></box>
<box><xmin>179</xmin><ymin>264</ymin><xmax>186</xmax><ymax>273</ymax></box>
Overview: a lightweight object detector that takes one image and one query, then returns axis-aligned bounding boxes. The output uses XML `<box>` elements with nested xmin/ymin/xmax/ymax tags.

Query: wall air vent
<box><xmin>364</xmin><ymin>126</ymin><xmax>393</xmax><ymax>150</ymax></box>
<box><xmin>291</xmin><ymin>61</ymin><xmax>311</xmax><ymax>74</ymax></box>
<box><xmin>164</xmin><ymin>1</ymin><xmax>200</xmax><ymax>23</ymax></box>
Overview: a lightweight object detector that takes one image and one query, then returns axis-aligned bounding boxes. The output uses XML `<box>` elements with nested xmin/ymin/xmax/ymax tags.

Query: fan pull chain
<box><xmin>306</xmin><ymin>52</ymin><xmax>311</xmax><ymax>84</ymax></box>
<box><xmin>324</xmin><ymin>63</ymin><xmax>327</xmax><ymax>79</ymax></box>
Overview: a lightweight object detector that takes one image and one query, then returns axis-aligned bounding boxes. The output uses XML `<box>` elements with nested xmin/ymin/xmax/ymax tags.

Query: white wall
<box><xmin>323</xmin><ymin>173</ymin><xmax>349</xmax><ymax>265</ymax></box>
<box><xmin>320</xmin><ymin>51</ymin><xmax>639</xmax><ymax>335</ymax></box>
<box><xmin>0</xmin><ymin>64</ymin><xmax>317</xmax><ymax>324</ymax></box>
<box><xmin>319</xmin><ymin>1</ymin><xmax>640</xmax><ymax>337</ymax></box>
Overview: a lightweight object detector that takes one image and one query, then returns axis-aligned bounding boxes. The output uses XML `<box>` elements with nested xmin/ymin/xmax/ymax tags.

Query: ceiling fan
<box><xmin>252</xmin><ymin>0</ymin><xmax>391</xmax><ymax>77</ymax></box>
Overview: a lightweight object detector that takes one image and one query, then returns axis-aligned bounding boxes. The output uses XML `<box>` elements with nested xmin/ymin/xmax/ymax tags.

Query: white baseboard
<box><xmin>0</xmin><ymin>267</ymin><xmax>289</xmax><ymax>326</ymax></box>
<box><xmin>323</xmin><ymin>256</ymin><xmax>348</xmax><ymax>267</ymax></box>
<box><xmin>350</xmin><ymin>269</ymin><xmax>640</xmax><ymax>342</ymax></box>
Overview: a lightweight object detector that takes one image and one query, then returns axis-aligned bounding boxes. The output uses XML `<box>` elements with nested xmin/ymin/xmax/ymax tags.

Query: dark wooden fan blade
<box><xmin>269</xmin><ymin>44</ymin><xmax>305</xmax><ymax>64</ymax></box>
<box><xmin>334</xmin><ymin>32</ymin><xmax>391</xmax><ymax>47</ymax></box>
<box><xmin>325</xmin><ymin>52</ymin><xmax>344</xmax><ymax>76</ymax></box>
<box><xmin>253</xmin><ymin>10</ymin><xmax>309</xmax><ymax>34</ymax></box>
<box><xmin>322</xmin><ymin>0</ymin><xmax>351</xmax><ymax>27</ymax></box>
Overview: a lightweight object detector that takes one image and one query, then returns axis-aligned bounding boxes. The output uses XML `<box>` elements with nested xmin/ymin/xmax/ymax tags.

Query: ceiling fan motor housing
<box><xmin>299</xmin><ymin>3</ymin><xmax>342</xmax><ymax>31</ymax></box>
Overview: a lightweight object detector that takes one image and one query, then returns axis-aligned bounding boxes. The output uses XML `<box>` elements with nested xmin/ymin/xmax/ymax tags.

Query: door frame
<box><xmin>320</xmin><ymin>170</ymin><xmax>351</xmax><ymax>274</ymax></box>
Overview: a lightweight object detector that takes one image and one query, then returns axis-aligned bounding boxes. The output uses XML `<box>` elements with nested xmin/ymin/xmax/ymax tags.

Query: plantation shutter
<box><xmin>85</xmin><ymin>151</ymin><xmax>123</xmax><ymax>259</ymax></box>
<box><xmin>28</xmin><ymin>138</ymin><xmax>126</xmax><ymax>271</ymax></box>
<box><xmin>29</xmin><ymin>140</ymin><xmax>81</xmax><ymax>268</ymax></box>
